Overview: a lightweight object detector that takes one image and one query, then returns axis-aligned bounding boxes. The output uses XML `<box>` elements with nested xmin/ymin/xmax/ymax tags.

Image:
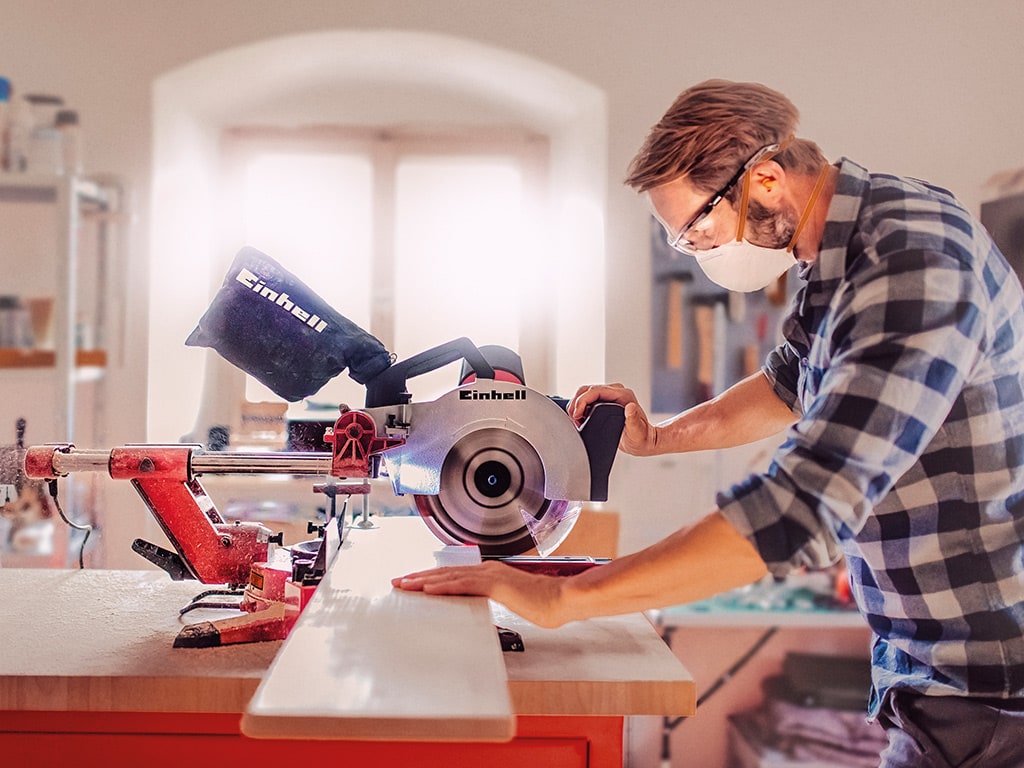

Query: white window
<box><xmin>222</xmin><ymin>127</ymin><xmax>550</xmax><ymax>415</ymax></box>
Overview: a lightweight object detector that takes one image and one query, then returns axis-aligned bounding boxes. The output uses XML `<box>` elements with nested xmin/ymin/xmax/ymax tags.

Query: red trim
<box><xmin>0</xmin><ymin>712</ymin><xmax>623</xmax><ymax>768</ymax></box>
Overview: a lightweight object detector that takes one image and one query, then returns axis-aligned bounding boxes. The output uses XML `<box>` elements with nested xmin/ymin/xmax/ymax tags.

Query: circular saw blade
<box><xmin>413</xmin><ymin>427</ymin><xmax>573</xmax><ymax>556</ymax></box>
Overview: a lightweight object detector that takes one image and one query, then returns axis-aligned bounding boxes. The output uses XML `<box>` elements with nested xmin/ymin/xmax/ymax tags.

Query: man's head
<box><xmin>626</xmin><ymin>79</ymin><xmax>825</xmax><ymax>195</ymax></box>
<box><xmin>630</xmin><ymin>80</ymin><xmax>833</xmax><ymax>289</ymax></box>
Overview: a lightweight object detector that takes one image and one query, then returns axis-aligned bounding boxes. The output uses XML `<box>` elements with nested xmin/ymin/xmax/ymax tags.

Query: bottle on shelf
<box><xmin>24</xmin><ymin>93</ymin><xmax>64</xmax><ymax>176</ymax></box>
<box><xmin>0</xmin><ymin>77</ymin><xmax>10</xmax><ymax>171</ymax></box>
<box><xmin>6</xmin><ymin>92</ymin><xmax>33</xmax><ymax>173</ymax></box>
<box><xmin>56</xmin><ymin>109</ymin><xmax>82</xmax><ymax>176</ymax></box>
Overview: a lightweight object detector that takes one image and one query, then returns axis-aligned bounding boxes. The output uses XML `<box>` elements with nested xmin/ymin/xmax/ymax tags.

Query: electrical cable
<box><xmin>695</xmin><ymin>625</ymin><xmax>779</xmax><ymax>708</ymax></box>
<box><xmin>660</xmin><ymin>624</ymin><xmax>779</xmax><ymax>766</ymax></box>
<box><xmin>47</xmin><ymin>478</ymin><xmax>92</xmax><ymax>569</ymax></box>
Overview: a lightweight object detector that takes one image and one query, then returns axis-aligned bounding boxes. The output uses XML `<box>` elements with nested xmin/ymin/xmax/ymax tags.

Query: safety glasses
<box><xmin>664</xmin><ymin>141</ymin><xmax>783</xmax><ymax>256</ymax></box>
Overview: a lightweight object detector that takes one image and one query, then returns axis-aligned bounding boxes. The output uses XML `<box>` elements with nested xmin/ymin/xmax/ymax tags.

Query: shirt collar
<box><xmin>799</xmin><ymin>158</ymin><xmax>871</xmax><ymax>287</ymax></box>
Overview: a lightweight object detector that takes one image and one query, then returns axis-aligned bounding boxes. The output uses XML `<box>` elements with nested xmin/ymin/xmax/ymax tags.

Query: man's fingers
<box><xmin>392</xmin><ymin>564</ymin><xmax>497</xmax><ymax>596</ymax></box>
<box><xmin>390</xmin><ymin>566</ymin><xmax>437</xmax><ymax>587</ymax></box>
<box><xmin>393</xmin><ymin>563</ymin><xmax>566</xmax><ymax>628</ymax></box>
<box><xmin>568</xmin><ymin>383</ymin><xmax>631</xmax><ymax>422</ymax></box>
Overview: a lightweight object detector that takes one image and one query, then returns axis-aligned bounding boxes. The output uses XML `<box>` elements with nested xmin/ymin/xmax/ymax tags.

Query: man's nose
<box><xmin>694</xmin><ymin>205</ymin><xmax>740</xmax><ymax>250</ymax></box>
<box><xmin>686</xmin><ymin>223</ymin><xmax>718</xmax><ymax>251</ymax></box>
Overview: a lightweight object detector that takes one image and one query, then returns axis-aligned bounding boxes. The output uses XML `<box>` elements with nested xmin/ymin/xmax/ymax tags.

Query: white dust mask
<box><xmin>692</xmin><ymin>164</ymin><xmax>830</xmax><ymax>293</ymax></box>
<box><xmin>694</xmin><ymin>241</ymin><xmax>796</xmax><ymax>293</ymax></box>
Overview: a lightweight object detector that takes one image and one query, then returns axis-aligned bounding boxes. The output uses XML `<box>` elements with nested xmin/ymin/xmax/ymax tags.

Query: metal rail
<box><xmin>47</xmin><ymin>448</ymin><xmax>337</xmax><ymax>477</ymax></box>
<box><xmin>192</xmin><ymin>451</ymin><xmax>333</xmax><ymax>476</ymax></box>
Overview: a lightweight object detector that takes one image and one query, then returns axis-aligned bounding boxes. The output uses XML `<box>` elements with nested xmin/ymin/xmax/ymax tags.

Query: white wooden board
<box><xmin>241</xmin><ymin>516</ymin><xmax>515</xmax><ymax>741</ymax></box>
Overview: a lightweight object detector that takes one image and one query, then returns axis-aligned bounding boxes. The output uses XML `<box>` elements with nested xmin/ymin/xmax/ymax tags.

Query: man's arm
<box><xmin>393</xmin><ymin>374</ymin><xmax>789</xmax><ymax>623</ymax></box>
<box><xmin>570</xmin><ymin>371</ymin><xmax>796</xmax><ymax>457</ymax></box>
<box><xmin>393</xmin><ymin>510</ymin><xmax>768</xmax><ymax>628</ymax></box>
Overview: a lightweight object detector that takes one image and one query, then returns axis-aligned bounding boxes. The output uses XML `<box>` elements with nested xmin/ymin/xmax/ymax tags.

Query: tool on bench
<box><xmin>692</xmin><ymin>294</ymin><xmax>729</xmax><ymax>403</ymax></box>
<box><xmin>19</xmin><ymin>248</ymin><xmax>624</xmax><ymax>647</ymax></box>
<box><xmin>22</xmin><ymin>337</ymin><xmax>624</xmax><ymax>647</ymax></box>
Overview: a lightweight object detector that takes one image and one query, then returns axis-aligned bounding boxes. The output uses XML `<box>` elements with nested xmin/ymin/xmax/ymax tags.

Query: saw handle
<box><xmin>577</xmin><ymin>402</ymin><xmax>626</xmax><ymax>501</ymax></box>
<box><xmin>364</xmin><ymin>337</ymin><xmax>496</xmax><ymax>407</ymax></box>
<box><xmin>459</xmin><ymin>344</ymin><xmax>525</xmax><ymax>385</ymax></box>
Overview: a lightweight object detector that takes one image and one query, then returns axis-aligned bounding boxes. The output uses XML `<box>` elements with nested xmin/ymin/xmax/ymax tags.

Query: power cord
<box><xmin>660</xmin><ymin>625</ymin><xmax>779</xmax><ymax>766</ymax></box>
<box><xmin>46</xmin><ymin>478</ymin><xmax>92</xmax><ymax>569</ymax></box>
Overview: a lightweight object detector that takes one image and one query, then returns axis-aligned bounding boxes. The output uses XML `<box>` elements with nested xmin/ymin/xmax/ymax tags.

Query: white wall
<box><xmin>5</xmin><ymin>0</ymin><xmax>1024</xmax><ymax>557</ymax></box>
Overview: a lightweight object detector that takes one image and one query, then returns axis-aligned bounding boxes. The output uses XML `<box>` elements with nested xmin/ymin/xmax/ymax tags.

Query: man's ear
<box><xmin>749</xmin><ymin>160</ymin><xmax>786</xmax><ymax>198</ymax></box>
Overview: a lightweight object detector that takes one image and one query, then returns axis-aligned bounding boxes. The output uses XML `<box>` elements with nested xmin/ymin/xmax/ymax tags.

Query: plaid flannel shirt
<box><xmin>717</xmin><ymin>159</ymin><xmax>1024</xmax><ymax>717</ymax></box>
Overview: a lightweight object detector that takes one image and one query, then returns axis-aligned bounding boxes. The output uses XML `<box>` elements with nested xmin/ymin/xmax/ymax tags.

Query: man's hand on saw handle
<box><xmin>569</xmin><ymin>383</ymin><xmax>659</xmax><ymax>456</ymax></box>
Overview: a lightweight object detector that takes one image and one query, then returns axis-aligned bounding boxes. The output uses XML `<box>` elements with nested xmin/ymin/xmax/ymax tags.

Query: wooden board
<box><xmin>240</xmin><ymin>516</ymin><xmax>516</xmax><ymax>742</ymax></box>
<box><xmin>495</xmin><ymin>604</ymin><xmax>695</xmax><ymax>716</ymax></box>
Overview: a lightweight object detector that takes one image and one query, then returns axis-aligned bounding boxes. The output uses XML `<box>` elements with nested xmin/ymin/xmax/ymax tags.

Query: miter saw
<box><xmin>19</xmin><ymin>337</ymin><xmax>624</xmax><ymax>647</ymax></box>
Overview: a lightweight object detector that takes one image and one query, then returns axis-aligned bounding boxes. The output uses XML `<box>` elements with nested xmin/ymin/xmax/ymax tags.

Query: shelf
<box><xmin>0</xmin><ymin>173</ymin><xmax>113</xmax><ymax>207</ymax></box>
<box><xmin>0</xmin><ymin>348</ymin><xmax>107</xmax><ymax>369</ymax></box>
<box><xmin>1</xmin><ymin>170</ymin><xmax>122</xmax><ymax>447</ymax></box>
<box><xmin>648</xmin><ymin>605</ymin><xmax>868</xmax><ymax>629</ymax></box>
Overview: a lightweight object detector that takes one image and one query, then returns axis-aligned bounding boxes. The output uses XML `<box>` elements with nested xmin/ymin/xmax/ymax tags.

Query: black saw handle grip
<box><xmin>364</xmin><ymin>337</ymin><xmax>496</xmax><ymax>408</ymax></box>
<box><xmin>578</xmin><ymin>402</ymin><xmax>626</xmax><ymax>501</ymax></box>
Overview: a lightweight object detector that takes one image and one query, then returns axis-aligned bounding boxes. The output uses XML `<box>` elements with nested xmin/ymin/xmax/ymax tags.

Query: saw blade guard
<box><xmin>519</xmin><ymin>499</ymin><xmax>583</xmax><ymax>557</ymax></box>
<box><xmin>373</xmin><ymin>380</ymin><xmax>623</xmax><ymax>557</ymax></box>
<box><xmin>359</xmin><ymin>339</ymin><xmax>625</xmax><ymax>557</ymax></box>
<box><xmin>409</xmin><ymin>425</ymin><xmax>577</xmax><ymax>556</ymax></box>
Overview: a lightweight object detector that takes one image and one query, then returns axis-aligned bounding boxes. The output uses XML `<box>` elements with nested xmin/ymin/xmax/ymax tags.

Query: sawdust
<box><xmin>0</xmin><ymin>445</ymin><xmax>24</xmax><ymax>487</ymax></box>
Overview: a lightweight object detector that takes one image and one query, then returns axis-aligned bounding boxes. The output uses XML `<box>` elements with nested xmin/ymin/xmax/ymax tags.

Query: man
<box><xmin>394</xmin><ymin>80</ymin><xmax>1024</xmax><ymax>766</ymax></box>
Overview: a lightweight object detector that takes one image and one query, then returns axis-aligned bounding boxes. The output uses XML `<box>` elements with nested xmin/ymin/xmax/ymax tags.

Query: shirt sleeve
<box><xmin>718</xmin><ymin>247</ymin><xmax>987</xmax><ymax>576</ymax></box>
<box><xmin>763</xmin><ymin>339</ymin><xmax>803</xmax><ymax>416</ymax></box>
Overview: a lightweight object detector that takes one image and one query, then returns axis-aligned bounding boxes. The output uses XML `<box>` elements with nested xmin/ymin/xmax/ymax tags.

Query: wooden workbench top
<box><xmin>0</xmin><ymin>516</ymin><xmax>695</xmax><ymax>739</ymax></box>
<box><xmin>0</xmin><ymin>568</ymin><xmax>279</xmax><ymax>713</ymax></box>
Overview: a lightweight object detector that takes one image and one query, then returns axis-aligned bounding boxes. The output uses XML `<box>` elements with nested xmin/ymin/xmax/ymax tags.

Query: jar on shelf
<box><xmin>0</xmin><ymin>296</ymin><xmax>33</xmax><ymax>349</ymax></box>
<box><xmin>23</xmin><ymin>93</ymin><xmax>64</xmax><ymax>175</ymax></box>
<box><xmin>55</xmin><ymin>109</ymin><xmax>82</xmax><ymax>176</ymax></box>
<box><xmin>6</xmin><ymin>94</ymin><xmax>33</xmax><ymax>173</ymax></box>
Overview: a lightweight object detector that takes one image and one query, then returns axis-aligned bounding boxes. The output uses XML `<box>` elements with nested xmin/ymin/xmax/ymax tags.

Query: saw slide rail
<box><xmin>23</xmin><ymin>442</ymin><xmax>366</xmax><ymax>586</ymax></box>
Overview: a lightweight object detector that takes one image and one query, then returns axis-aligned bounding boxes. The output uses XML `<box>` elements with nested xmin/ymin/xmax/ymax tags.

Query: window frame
<box><xmin>219</xmin><ymin>125</ymin><xmax>555</xmax><ymax>393</ymax></box>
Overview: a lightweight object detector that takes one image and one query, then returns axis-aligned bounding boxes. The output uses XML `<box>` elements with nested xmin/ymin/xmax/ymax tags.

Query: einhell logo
<box><xmin>459</xmin><ymin>388</ymin><xmax>527</xmax><ymax>401</ymax></box>
<box><xmin>235</xmin><ymin>268</ymin><xmax>329</xmax><ymax>333</ymax></box>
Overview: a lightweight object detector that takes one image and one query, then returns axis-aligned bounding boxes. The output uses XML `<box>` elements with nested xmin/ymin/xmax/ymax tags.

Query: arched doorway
<box><xmin>148</xmin><ymin>29</ymin><xmax>607</xmax><ymax>441</ymax></box>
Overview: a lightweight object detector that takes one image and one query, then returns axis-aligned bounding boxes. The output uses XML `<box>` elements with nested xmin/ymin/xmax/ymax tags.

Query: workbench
<box><xmin>0</xmin><ymin>517</ymin><xmax>695</xmax><ymax>767</ymax></box>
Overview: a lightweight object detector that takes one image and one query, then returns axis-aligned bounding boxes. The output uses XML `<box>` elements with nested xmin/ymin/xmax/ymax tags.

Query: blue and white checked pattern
<box><xmin>718</xmin><ymin>159</ymin><xmax>1024</xmax><ymax>717</ymax></box>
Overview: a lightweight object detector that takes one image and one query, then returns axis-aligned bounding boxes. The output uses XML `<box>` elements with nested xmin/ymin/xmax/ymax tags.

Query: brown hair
<box><xmin>625</xmin><ymin>79</ymin><xmax>826</xmax><ymax>193</ymax></box>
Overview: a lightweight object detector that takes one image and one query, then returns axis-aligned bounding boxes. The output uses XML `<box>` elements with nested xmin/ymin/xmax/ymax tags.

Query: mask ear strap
<box><xmin>735</xmin><ymin>171</ymin><xmax>751</xmax><ymax>242</ymax></box>
<box><xmin>736</xmin><ymin>135</ymin><xmax>792</xmax><ymax>244</ymax></box>
<box><xmin>786</xmin><ymin>164</ymin><xmax>830</xmax><ymax>253</ymax></box>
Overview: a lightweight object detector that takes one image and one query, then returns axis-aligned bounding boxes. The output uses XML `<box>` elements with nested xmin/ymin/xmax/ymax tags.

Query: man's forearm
<box><xmin>653</xmin><ymin>371</ymin><xmax>796</xmax><ymax>454</ymax></box>
<box><xmin>554</xmin><ymin>511</ymin><xmax>769</xmax><ymax>624</ymax></box>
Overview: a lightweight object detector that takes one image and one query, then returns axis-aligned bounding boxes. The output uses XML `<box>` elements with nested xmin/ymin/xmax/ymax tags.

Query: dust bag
<box><xmin>185</xmin><ymin>247</ymin><xmax>392</xmax><ymax>401</ymax></box>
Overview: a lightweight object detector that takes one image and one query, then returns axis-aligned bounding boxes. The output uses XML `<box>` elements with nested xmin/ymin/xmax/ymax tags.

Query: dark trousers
<box><xmin>878</xmin><ymin>690</ymin><xmax>1024</xmax><ymax>767</ymax></box>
